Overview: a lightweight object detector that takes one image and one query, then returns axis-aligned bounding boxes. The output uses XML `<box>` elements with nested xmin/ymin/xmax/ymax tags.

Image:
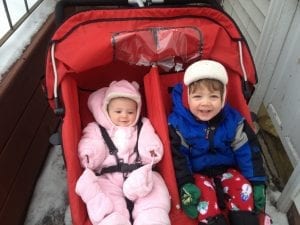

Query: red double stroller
<box><xmin>45</xmin><ymin>1</ymin><xmax>262</xmax><ymax>224</ymax></box>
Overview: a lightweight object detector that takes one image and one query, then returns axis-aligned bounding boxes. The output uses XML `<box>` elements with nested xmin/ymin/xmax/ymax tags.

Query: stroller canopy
<box><xmin>46</xmin><ymin>6</ymin><xmax>256</xmax><ymax>107</ymax></box>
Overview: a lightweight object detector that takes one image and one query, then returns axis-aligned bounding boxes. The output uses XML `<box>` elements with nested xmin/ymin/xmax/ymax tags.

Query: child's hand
<box><xmin>180</xmin><ymin>183</ymin><xmax>201</xmax><ymax>219</ymax></box>
<box><xmin>253</xmin><ymin>184</ymin><xmax>266</xmax><ymax>212</ymax></box>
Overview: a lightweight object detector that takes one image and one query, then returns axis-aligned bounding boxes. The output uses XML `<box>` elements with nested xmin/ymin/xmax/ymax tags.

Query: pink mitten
<box><xmin>123</xmin><ymin>164</ymin><xmax>153</xmax><ymax>201</ymax></box>
<box><xmin>75</xmin><ymin>168</ymin><xmax>101</xmax><ymax>202</ymax></box>
<box><xmin>76</xmin><ymin>168</ymin><xmax>114</xmax><ymax>224</ymax></box>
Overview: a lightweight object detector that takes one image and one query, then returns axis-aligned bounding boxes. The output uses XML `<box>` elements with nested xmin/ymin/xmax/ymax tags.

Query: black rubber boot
<box><xmin>199</xmin><ymin>214</ymin><xmax>227</xmax><ymax>225</ymax></box>
<box><xmin>228</xmin><ymin>211</ymin><xmax>259</xmax><ymax>225</ymax></box>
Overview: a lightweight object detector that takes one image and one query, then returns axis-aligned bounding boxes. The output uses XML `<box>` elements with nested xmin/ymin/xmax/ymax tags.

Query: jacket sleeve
<box><xmin>168</xmin><ymin>124</ymin><xmax>194</xmax><ymax>188</ymax></box>
<box><xmin>137</xmin><ymin>117</ymin><xmax>164</xmax><ymax>164</ymax></box>
<box><xmin>78</xmin><ymin>122</ymin><xmax>108</xmax><ymax>170</ymax></box>
<box><xmin>231</xmin><ymin>120</ymin><xmax>266</xmax><ymax>184</ymax></box>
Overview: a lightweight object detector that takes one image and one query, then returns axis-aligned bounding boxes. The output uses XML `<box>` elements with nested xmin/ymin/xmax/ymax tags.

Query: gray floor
<box><xmin>24</xmin><ymin>146</ymin><xmax>70</xmax><ymax>225</ymax></box>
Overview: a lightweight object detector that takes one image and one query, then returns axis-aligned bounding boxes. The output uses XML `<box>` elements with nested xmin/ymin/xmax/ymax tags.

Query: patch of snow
<box><xmin>24</xmin><ymin>145</ymin><xmax>68</xmax><ymax>225</ymax></box>
<box><xmin>265</xmin><ymin>186</ymin><xmax>289</xmax><ymax>225</ymax></box>
<box><xmin>64</xmin><ymin>205</ymin><xmax>72</xmax><ymax>225</ymax></box>
<box><xmin>0</xmin><ymin>0</ymin><xmax>57</xmax><ymax>82</ymax></box>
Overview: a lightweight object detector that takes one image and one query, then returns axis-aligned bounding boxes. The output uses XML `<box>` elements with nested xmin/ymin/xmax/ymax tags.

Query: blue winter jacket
<box><xmin>168</xmin><ymin>83</ymin><xmax>266</xmax><ymax>186</ymax></box>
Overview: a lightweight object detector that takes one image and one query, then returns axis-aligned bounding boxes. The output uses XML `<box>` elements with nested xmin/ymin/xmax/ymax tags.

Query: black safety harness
<box><xmin>95</xmin><ymin>120</ymin><xmax>143</xmax><ymax>178</ymax></box>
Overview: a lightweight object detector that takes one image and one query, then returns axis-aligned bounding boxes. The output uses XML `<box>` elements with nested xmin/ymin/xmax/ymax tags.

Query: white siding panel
<box><xmin>252</xmin><ymin>0</ymin><xmax>271</xmax><ymax>17</ymax></box>
<box><xmin>239</xmin><ymin>0</ymin><xmax>264</xmax><ymax>32</ymax></box>
<box><xmin>246</xmin><ymin>21</ymin><xmax>260</xmax><ymax>52</ymax></box>
<box><xmin>225</xmin><ymin>0</ymin><xmax>257</xmax><ymax>53</ymax></box>
<box><xmin>223</xmin><ymin>0</ymin><xmax>270</xmax><ymax>54</ymax></box>
<box><xmin>229</xmin><ymin>0</ymin><xmax>250</xmax><ymax>30</ymax></box>
<box><xmin>229</xmin><ymin>10</ymin><xmax>256</xmax><ymax>54</ymax></box>
<box><xmin>223</xmin><ymin>1</ymin><xmax>233</xmax><ymax>14</ymax></box>
<box><xmin>277</xmin><ymin>163</ymin><xmax>300</xmax><ymax>212</ymax></box>
<box><xmin>250</xmin><ymin>0</ymin><xmax>297</xmax><ymax>112</ymax></box>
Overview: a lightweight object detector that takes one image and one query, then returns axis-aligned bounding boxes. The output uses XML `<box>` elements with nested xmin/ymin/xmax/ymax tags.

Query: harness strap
<box><xmin>97</xmin><ymin>119</ymin><xmax>143</xmax><ymax>176</ymax></box>
<box><xmin>98</xmin><ymin>125</ymin><xmax>118</xmax><ymax>155</ymax></box>
<box><xmin>132</xmin><ymin>119</ymin><xmax>143</xmax><ymax>163</ymax></box>
<box><xmin>213</xmin><ymin>176</ymin><xmax>226</xmax><ymax>210</ymax></box>
<box><xmin>96</xmin><ymin>162</ymin><xmax>143</xmax><ymax>176</ymax></box>
<box><xmin>98</xmin><ymin>124</ymin><xmax>121</xmax><ymax>167</ymax></box>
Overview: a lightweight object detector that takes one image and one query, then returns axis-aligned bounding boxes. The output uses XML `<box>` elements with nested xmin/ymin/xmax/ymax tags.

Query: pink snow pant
<box><xmin>76</xmin><ymin>168</ymin><xmax>171</xmax><ymax>225</ymax></box>
<box><xmin>194</xmin><ymin>169</ymin><xmax>254</xmax><ymax>223</ymax></box>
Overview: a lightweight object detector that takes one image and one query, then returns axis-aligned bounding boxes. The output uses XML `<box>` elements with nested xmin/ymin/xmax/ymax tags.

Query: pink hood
<box><xmin>88</xmin><ymin>80</ymin><xmax>142</xmax><ymax>129</ymax></box>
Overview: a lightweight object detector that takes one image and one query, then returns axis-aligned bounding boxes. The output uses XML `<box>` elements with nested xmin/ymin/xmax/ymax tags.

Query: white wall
<box><xmin>223</xmin><ymin>0</ymin><xmax>271</xmax><ymax>55</ymax></box>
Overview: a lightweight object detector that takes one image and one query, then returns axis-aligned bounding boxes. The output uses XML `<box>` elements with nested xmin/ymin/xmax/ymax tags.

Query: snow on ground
<box><xmin>24</xmin><ymin>145</ymin><xmax>289</xmax><ymax>225</ymax></box>
<box><xmin>265</xmin><ymin>187</ymin><xmax>289</xmax><ymax>225</ymax></box>
<box><xmin>24</xmin><ymin>146</ymin><xmax>69</xmax><ymax>225</ymax></box>
<box><xmin>0</xmin><ymin>0</ymin><xmax>57</xmax><ymax>81</ymax></box>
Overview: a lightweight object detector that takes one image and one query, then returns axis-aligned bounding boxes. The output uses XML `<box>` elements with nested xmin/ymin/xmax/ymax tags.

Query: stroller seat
<box><xmin>44</xmin><ymin>3</ymin><xmax>259</xmax><ymax>224</ymax></box>
<box><xmin>143</xmin><ymin>64</ymin><xmax>255</xmax><ymax>224</ymax></box>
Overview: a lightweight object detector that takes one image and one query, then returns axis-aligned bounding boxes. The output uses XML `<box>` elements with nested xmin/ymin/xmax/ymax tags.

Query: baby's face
<box><xmin>188</xmin><ymin>85</ymin><xmax>222</xmax><ymax>121</ymax></box>
<box><xmin>108</xmin><ymin>97</ymin><xmax>137</xmax><ymax>127</ymax></box>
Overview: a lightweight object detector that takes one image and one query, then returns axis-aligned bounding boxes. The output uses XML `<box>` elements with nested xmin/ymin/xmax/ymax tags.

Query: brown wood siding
<box><xmin>0</xmin><ymin>14</ymin><xmax>59</xmax><ymax>225</ymax></box>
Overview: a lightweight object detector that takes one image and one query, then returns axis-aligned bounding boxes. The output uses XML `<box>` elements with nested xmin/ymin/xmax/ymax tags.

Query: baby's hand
<box><xmin>150</xmin><ymin>150</ymin><xmax>157</xmax><ymax>157</ymax></box>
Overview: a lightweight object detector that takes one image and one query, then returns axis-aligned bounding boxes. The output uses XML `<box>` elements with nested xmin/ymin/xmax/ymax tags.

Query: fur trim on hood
<box><xmin>88</xmin><ymin>80</ymin><xmax>141</xmax><ymax>128</ymax></box>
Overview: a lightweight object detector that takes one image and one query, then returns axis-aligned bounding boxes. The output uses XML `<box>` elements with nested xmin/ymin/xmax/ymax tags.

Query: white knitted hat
<box><xmin>184</xmin><ymin>60</ymin><xmax>228</xmax><ymax>86</ymax></box>
<box><xmin>184</xmin><ymin>60</ymin><xmax>228</xmax><ymax>106</ymax></box>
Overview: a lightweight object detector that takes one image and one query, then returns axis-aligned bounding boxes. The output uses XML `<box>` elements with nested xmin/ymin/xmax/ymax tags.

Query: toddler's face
<box><xmin>188</xmin><ymin>85</ymin><xmax>222</xmax><ymax>121</ymax></box>
<box><xmin>108</xmin><ymin>97</ymin><xmax>137</xmax><ymax>126</ymax></box>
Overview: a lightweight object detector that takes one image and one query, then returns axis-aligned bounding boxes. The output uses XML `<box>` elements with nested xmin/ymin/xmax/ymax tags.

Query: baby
<box><xmin>75</xmin><ymin>80</ymin><xmax>170</xmax><ymax>225</ymax></box>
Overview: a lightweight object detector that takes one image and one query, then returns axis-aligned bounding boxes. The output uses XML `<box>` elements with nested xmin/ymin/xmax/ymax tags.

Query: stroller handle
<box><xmin>55</xmin><ymin>0</ymin><xmax>129</xmax><ymax>25</ymax></box>
<box><xmin>55</xmin><ymin>0</ymin><xmax>221</xmax><ymax>25</ymax></box>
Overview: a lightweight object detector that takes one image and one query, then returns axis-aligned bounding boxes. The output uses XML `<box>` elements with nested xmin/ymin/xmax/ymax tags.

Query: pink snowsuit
<box><xmin>75</xmin><ymin>80</ymin><xmax>171</xmax><ymax>225</ymax></box>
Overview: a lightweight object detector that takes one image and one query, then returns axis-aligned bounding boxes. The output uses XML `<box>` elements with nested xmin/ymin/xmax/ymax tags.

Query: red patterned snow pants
<box><xmin>194</xmin><ymin>169</ymin><xmax>254</xmax><ymax>223</ymax></box>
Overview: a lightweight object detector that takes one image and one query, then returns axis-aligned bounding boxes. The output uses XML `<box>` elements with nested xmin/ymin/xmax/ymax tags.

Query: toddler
<box><xmin>168</xmin><ymin>60</ymin><xmax>266</xmax><ymax>225</ymax></box>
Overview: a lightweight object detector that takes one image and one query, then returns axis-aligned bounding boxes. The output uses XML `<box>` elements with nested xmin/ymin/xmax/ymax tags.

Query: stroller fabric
<box><xmin>45</xmin><ymin>5</ymin><xmax>259</xmax><ymax>225</ymax></box>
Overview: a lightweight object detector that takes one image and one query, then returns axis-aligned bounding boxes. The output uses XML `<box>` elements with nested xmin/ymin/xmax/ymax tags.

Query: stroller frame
<box><xmin>45</xmin><ymin>1</ymin><xmax>260</xmax><ymax>224</ymax></box>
